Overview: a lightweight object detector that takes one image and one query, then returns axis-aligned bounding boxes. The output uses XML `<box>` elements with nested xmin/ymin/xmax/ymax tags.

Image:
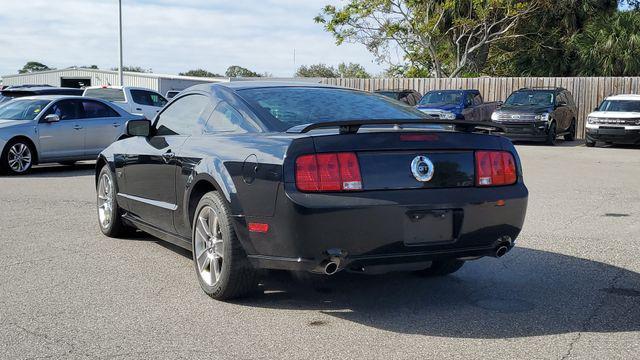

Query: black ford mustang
<box><xmin>95</xmin><ymin>82</ymin><xmax>528</xmax><ymax>300</ymax></box>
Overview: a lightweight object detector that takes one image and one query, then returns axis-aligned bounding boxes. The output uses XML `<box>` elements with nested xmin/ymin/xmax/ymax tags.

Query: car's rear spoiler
<box><xmin>286</xmin><ymin>119</ymin><xmax>505</xmax><ymax>135</ymax></box>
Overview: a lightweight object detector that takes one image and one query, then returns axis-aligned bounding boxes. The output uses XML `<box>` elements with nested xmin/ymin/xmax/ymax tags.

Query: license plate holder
<box><xmin>403</xmin><ymin>209</ymin><xmax>454</xmax><ymax>245</ymax></box>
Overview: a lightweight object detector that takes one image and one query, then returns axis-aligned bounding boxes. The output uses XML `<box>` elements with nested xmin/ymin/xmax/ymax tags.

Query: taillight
<box><xmin>296</xmin><ymin>152</ymin><xmax>363</xmax><ymax>192</ymax></box>
<box><xmin>475</xmin><ymin>151</ymin><xmax>517</xmax><ymax>186</ymax></box>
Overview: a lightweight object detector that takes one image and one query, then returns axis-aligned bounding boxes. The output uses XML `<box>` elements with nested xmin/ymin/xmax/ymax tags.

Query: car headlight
<box><xmin>587</xmin><ymin>116</ymin><xmax>595</xmax><ymax>124</ymax></box>
<box><xmin>440</xmin><ymin>111</ymin><xmax>456</xmax><ymax>120</ymax></box>
<box><xmin>491</xmin><ymin>112</ymin><xmax>499</xmax><ymax>121</ymax></box>
<box><xmin>534</xmin><ymin>113</ymin><xmax>550</xmax><ymax>121</ymax></box>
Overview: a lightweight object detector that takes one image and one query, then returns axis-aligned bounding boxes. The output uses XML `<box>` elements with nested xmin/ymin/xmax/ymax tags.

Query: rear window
<box><xmin>238</xmin><ymin>87</ymin><xmax>426</xmax><ymax>129</ymax></box>
<box><xmin>0</xmin><ymin>99</ymin><xmax>51</xmax><ymax>120</ymax></box>
<box><xmin>84</xmin><ymin>88</ymin><xmax>126</xmax><ymax>102</ymax></box>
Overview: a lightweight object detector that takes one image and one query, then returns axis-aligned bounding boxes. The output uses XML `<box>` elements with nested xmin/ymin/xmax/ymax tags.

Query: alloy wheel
<box><xmin>97</xmin><ymin>173</ymin><xmax>114</xmax><ymax>229</ymax></box>
<box><xmin>194</xmin><ymin>206</ymin><xmax>225</xmax><ymax>286</ymax></box>
<box><xmin>7</xmin><ymin>143</ymin><xmax>32</xmax><ymax>173</ymax></box>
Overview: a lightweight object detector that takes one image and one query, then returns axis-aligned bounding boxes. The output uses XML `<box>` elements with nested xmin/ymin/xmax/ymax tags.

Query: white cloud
<box><xmin>0</xmin><ymin>0</ymin><xmax>384</xmax><ymax>76</ymax></box>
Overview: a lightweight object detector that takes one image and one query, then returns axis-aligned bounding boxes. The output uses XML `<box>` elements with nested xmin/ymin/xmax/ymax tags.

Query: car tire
<box><xmin>585</xmin><ymin>139</ymin><xmax>596</xmax><ymax>147</ymax></box>
<box><xmin>415</xmin><ymin>259</ymin><xmax>465</xmax><ymax>277</ymax></box>
<box><xmin>192</xmin><ymin>191</ymin><xmax>257</xmax><ymax>300</ymax></box>
<box><xmin>97</xmin><ymin>165</ymin><xmax>136</xmax><ymax>237</ymax></box>
<box><xmin>564</xmin><ymin>120</ymin><xmax>576</xmax><ymax>141</ymax></box>
<box><xmin>1</xmin><ymin>139</ymin><xmax>35</xmax><ymax>175</ymax></box>
<box><xmin>545</xmin><ymin>122</ymin><xmax>557</xmax><ymax>146</ymax></box>
<box><xmin>59</xmin><ymin>161</ymin><xmax>77</xmax><ymax>166</ymax></box>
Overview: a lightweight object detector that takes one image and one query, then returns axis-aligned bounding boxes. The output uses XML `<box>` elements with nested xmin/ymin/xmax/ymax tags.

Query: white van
<box><xmin>82</xmin><ymin>86</ymin><xmax>168</xmax><ymax>120</ymax></box>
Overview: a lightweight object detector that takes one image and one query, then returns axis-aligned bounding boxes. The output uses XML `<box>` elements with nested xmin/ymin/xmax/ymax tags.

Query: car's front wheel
<box><xmin>97</xmin><ymin>165</ymin><xmax>135</xmax><ymax>237</ymax></box>
<box><xmin>415</xmin><ymin>259</ymin><xmax>465</xmax><ymax>277</ymax></box>
<box><xmin>545</xmin><ymin>122</ymin><xmax>557</xmax><ymax>146</ymax></box>
<box><xmin>192</xmin><ymin>192</ymin><xmax>257</xmax><ymax>300</ymax></box>
<box><xmin>1</xmin><ymin>139</ymin><xmax>35</xmax><ymax>175</ymax></box>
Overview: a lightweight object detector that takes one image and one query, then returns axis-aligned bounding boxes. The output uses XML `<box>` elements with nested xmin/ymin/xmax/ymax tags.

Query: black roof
<box><xmin>1</xmin><ymin>87</ymin><xmax>84</xmax><ymax>96</ymax></box>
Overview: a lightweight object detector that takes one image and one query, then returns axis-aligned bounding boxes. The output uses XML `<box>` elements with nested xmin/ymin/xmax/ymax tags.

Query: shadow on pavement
<box><xmin>232</xmin><ymin>247</ymin><xmax>640</xmax><ymax>339</ymax></box>
<box><xmin>514</xmin><ymin>139</ymin><xmax>584</xmax><ymax>147</ymax></box>
<box><xmin>0</xmin><ymin>162</ymin><xmax>96</xmax><ymax>178</ymax></box>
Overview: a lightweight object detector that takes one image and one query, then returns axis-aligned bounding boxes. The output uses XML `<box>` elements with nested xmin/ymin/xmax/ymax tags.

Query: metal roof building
<box><xmin>1</xmin><ymin>68</ymin><xmax>228</xmax><ymax>95</ymax></box>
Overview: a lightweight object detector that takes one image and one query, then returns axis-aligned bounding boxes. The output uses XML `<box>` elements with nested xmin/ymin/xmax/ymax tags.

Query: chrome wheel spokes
<box><xmin>7</xmin><ymin>143</ymin><xmax>32</xmax><ymax>173</ymax></box>
<box><xmin>195</xmin><ymin>206</ymin><xmax>225</xmax><ymax>286</ymax></box>
<box><xmin>97</xmin><ymin>173</ymin><xmax>114</xmax><ymax>229</ymax></box>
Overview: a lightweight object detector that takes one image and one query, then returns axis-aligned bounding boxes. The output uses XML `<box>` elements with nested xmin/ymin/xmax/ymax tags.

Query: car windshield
<box><xmin>419</xmin><ymin>91</ymin><xmax>463</xmax><ymax>106</ymax></box>
<box><xmin>598</xmin><ymin>100</ymin><xmax>640</xmax><ymax>112</ymax></box>
<box><xmin>0</xmin><ymin>99</ymin><xmax>51</xmax><ymax>120</ymax></box>
<box><xmin>84</xmin><ymin>88</ymin><xmax>126</xmax><ymax>102</ymax></box>
<box><xmin>505</xmin><ymin>91</ymin><xmax>554</xmax><ymax>106</ymax></box>
<box><xmin>238</xmin><ymin>87</ymin><xmax>427</xmax><ymax>129</ymax></box>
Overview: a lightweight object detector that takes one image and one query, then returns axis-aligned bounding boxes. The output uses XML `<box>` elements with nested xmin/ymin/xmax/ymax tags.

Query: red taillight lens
<box><xmin>475</xmin><ymin>151</ymin><xmax>517</xmax><ymax>186</ymax></box>
<box><xmin>295</xmin><ymin>154</ymin><xmax>320</xmax><ymax>191</ymax></box>
<box><xmin>295</xmin><ymin>152</ymin><xmax>363</xmax><ymax>192</ymax></box>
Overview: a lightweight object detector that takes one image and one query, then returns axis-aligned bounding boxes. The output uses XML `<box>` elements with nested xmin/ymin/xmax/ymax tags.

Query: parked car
<box><xmin>585</xmin><ymin>94</ymin><xmax>640</xmax><ymax>147</ymax></box>
<box><xmin>491</xmin><ymin>87</ymin><xmax>578</xmax><ymax>145</ymax></box>
<box><xmin>374</xmin><ymin>89</ymin><xmax>422</xmax><ymax>106</ymax></box>
<box><xmin>416</xmin><ymin>89</ymin><xmax>500</xmax><ymax>121</ymax></box>
<box><xmin>166</xmin><ymin>90</ymin><xmax>181</xmax><ymax>99</ymax></box>
<box><xmin>82</xmin><ymin>86</ymin><xmax>168</xmax><ymax>120</ymax></box>
<box><xmin>0</xmin><ymin>86</ymin><xmax>83</xmax><ymax>106</ymax></box>
<box><xmin>95</xmin><ymin>82</ymin><xmax>528</xmax><ymax>300</ymax></box>
<box><xmin>0</xmin><ymin>96</ymin><xmax>143</xmax><ymax>175</ymax></box>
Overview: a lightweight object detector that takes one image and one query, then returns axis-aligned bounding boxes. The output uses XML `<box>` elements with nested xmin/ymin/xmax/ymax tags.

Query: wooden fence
<box><xmin>320</xmin><ymin>77</ymin><xmax>640</xmax><ymax>139</ymax></box>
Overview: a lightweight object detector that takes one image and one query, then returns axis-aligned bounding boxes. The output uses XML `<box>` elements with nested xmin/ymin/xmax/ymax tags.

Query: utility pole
<box><xmin>118</xmin><ymin>0</ymin><xmax>124</xmax><ymax>86</ymax></box>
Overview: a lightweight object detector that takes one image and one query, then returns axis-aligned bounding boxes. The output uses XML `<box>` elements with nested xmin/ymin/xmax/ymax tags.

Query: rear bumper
<box><xmin>585</xmin><ymin>127</ymin><xmax>640</xmax><ymax>144</ymax></box>
<box><xmin>237</xmin><ymin>183</ymin><xmax>528</xmax><ymax>273</ymax></box>
<box><xmin>498</xmin><ymin>121</ymin><xmax>549</xmax><ymax>141</ymax></box>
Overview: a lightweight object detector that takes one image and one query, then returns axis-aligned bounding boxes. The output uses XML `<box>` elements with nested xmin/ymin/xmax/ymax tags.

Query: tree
<box><xmin>316</xmin><ymin>0</ymin><xmax>541</xmax><ymax>78</ymax></box>
<box><xmin>180</xmin><ymin>69</ymin><xmax>223</xmax><ymax>77</ymax></box>
<box><xmin>18</xmin><ymin>61</ymin><xmax>54</xmax><ymax>74</ymax></box>
<box><xmin>572</xmin><ymin>11</ymin><xmax>640</xmax><ymax>76</ymax></box>
<box><xmin>110</xmin><ymin>66</ymin><xmax>151</xmax><ymax>73</ymax></box>
<box><xmin>225</xmin><ymin>65</ymin><xmax>261</xmax><ymax>77</ymax></box>
<box><xmin>337</xmin><ymin>62</ymin><xmax>371</xmax><ymax>78</ymax></box>
<box><xmin>295</xmin><ymin>64</ymin><xmax>339</xmax><ymax>77</ymax></box>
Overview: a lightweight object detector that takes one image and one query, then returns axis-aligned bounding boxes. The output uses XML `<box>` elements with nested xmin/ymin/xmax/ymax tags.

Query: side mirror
<box><xmin>44</xmin><ymin>114</ymin><xmax>60</xmax><ymax>123</ymax></box>
<box><xmin>126</xmin><ymin>119</ymin><xmax>151</xmax><ymax>137</ymax></box>
<box><xmin>594</xmin><ymin>107</ymin><xmax>599</xmax><ymax>111</ymax></box>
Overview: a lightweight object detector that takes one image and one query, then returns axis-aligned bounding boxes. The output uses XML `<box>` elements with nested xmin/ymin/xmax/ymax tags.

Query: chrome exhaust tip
<box><xmin>323</xmin><ymin>261</ymin><xmax>339</xmax><ymax>275</ymax></box>
<box><xmin>495</xmin><ymin>245</ymin><xmax>509</xmax><ymax>258</ymax></box>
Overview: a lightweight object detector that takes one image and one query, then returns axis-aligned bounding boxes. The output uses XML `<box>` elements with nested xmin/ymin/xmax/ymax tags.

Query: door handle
<box><xmin>161</xmin><ymin>151</ymin><xmax>175</xmax><ymax>162</ymax></box>
<box><xmin>136</xmin><ymin>108</ymin><xmax>143</xmax><ymax>111</ymax></box>
<box><xmin>73</xmin><ymin>125</ymin><xmax>83</xmax><ymax>130</ymax></box>
<box><xmin>112</xmin><ymin>123</ymin><xmax>121</xmax><ymax>128</ymax></box>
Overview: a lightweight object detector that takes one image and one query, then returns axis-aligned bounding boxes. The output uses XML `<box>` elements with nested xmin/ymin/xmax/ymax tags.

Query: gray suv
<box><xmin>0</xmin><ymin>96</ymin><xmax>142</xmax><ymax>175</ymax></box>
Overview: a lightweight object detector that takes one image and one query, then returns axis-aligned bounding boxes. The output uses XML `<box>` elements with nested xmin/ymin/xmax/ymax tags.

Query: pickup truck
<box><xmin>416</xmin><ymin>89</ymin><xmax>500</xmax><ymax>122</ymax></box>
<box><xmin>82</xmin><ymin>86</ymin><xmax>168</xmax><ymax>120</ymax></box>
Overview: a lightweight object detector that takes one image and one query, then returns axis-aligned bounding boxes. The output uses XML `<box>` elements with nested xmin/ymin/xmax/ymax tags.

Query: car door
<box><xmin>121</xmin><ymin>93</ymin><xmax>211</xmax><ymax>234</ymax></box>
<box><xmin>129</xmin><ymin>89</ymin><xmax>168</xmax><ymax>121</ymax></box>
<box><xmin>37</xmin><ymin>99</ymin><xmax>85</xmax><ymax>161</ymax></box>
<box><xmin>555</xmin><ymin>92</ymin><xmax>569</xmax><ymax>131</ymax></box>
<box><xmin>81</xmin><ymin>100</ymin><xmax>125</xmax><ymax>156</ymax></box>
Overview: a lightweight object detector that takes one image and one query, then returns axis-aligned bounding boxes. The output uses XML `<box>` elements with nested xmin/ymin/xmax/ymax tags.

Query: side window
<box><xmin>131</xmin><ymin>90</ymin><xmax>167</xmax><ymax>108</ymax></box>
<box><xmin>45</xmin><ymin>100</ymin><xmax>82</xmax><ymax>120</ymax></box>
<box><xmin>204</xmin><ymin>101</ymin><xmax>258</xmax><ymax>133</ymax></box>
<box><xmin>473</xmin><ymin>94</ymin><xmax>483</xmax><ymax>106</ymax></box>
<box><xmin>557</xmin><ymin>93</ymin><xmax>566</xmax><ymax>106</ymax></box>
<box><xmin>155</xmin><ymin>94</ymin><xmax>211</xmax><ymax>136</ymax></box>
<box><xmin>465</xmin><ymin>93</ymin><xmax>474</xmax><ymax>106</ymax></box>
<box><xmin>81</xmin><ymin>100</ymin><xmax>120</xmax><ymax>119</ymax></box>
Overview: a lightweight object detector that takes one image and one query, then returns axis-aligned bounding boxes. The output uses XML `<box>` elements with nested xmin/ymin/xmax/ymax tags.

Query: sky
<box><xmin>0</xmin><ymin>0</ymin><xmax>385</xmax><ymax>77</ymax></box>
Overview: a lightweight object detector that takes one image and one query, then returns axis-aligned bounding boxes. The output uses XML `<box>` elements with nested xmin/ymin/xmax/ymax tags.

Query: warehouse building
<box><xmin>1</xmin><ymin>68</ymin><xmax>228</xmax><ymax>95</ymax></box>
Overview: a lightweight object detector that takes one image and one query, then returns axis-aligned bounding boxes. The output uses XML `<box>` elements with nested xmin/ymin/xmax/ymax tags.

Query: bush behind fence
<box><xmin>320</xmin><ymin>77</ymin><xmax>640</xmax><ymax>139</ymax></box>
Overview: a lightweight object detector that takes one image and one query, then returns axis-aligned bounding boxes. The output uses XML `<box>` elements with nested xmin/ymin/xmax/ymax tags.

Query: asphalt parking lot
<box><xmin>1</xmin><ymin>142</ymin><xmax>639</xmax><ymax>360</ymax></box>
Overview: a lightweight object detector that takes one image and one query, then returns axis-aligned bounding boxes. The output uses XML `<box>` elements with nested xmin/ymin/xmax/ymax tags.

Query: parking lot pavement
<box><xmin>0</xmin><ymin>144</ymin><xmax>639</xmax><ymax>360</ymax></box>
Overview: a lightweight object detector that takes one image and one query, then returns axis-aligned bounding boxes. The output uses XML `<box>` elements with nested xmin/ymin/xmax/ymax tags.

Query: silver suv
<box><xmin>0</xmin><ymin>96</ymin><xmax>142</xmax><ymax>175</ymax></box>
